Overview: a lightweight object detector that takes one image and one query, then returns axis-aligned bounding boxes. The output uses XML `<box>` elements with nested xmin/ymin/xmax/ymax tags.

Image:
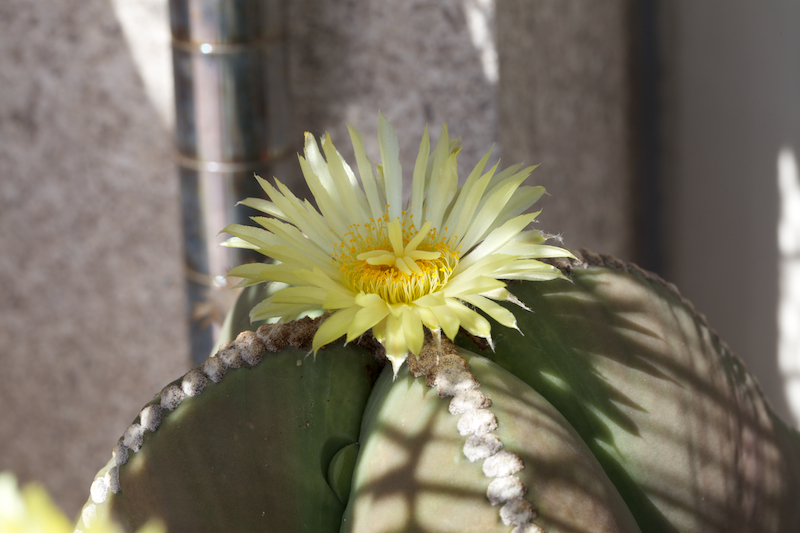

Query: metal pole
<box><xmin>169</xmin><ymin>0</ymin><xmax>290</xmax><ymax>363</ymax></box>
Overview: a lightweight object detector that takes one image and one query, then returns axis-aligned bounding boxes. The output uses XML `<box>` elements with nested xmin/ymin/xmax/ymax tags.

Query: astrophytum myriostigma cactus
<box><xmin>78</xmin><ymin>118</ymin><xmax>800</xmax><ymax>533</ymax></box>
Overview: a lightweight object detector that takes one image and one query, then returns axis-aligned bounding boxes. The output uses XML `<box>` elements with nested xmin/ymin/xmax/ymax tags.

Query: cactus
<box><xmin>76</xmin><ymin>254</ymin><xmax>800</xmax><ymax>533</ymax></box>
<box><xmin>77</xmin><ymin>117</ymin><xmax>799</xmax><ymax>532</ymax></box>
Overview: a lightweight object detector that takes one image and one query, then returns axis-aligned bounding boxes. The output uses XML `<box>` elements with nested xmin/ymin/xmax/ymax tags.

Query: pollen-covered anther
<box><xmin>182</xmin><ymin>369</ymin><xmax>208</xmax><ymax>397</ymax></box>
<box><xmin>463</xmin><ymin>433</ymin><xmax>503</xmax><ymax>462</ymax></box>
<box><xmin>201</xmin><ymin>355</ymin><xmax>226</xmax><ymax>383</ymax></box>
<box><xmin>457</xmin><ymin>408</ymin><xmax>498</xmax><ymax>436</ymax></box>
<box><xmin>139</xmin><ymin>404</ymin><xmax>162</xmax><ymax>432</ymax></box>
<box><xmin>217</xmin><ymin>341</ymin><xmax>244</xmax><ymax>368</ymax></box>
<box><xmin>160</xmin><ymin>384</ymin><xmax>184</xmax><ymax>411</ymax></box>
<box><xmin>500</xmin><ymin>499</ymin><xmax>537</xmax><ymax>527</ymax></box>
<box><xmin>335</xmin><ymin>217</ymin><xmax>459</xmax><ymax>305</ymax></box>
<box><xmin>449</xmin><ymin>389</ymin><xmax>492</xmax><ymax>414</ymax></box>
<box><xmin>122</xmin><ymin>423</ymin><xmax>145</xmax><ymax>452</ymax></box>
<box><xmin>235</xmin><ymin>330</ymin><xmax>266</xmax><ymax>365</ymax></box>
<box><xmin>90</xmin><ymin>476</ymin><xmax>108</xmax><ymax>504</ymax></box>
<box><xmin>487</xmin><ymin>476</ymin><xmax>527</xmax><ymax>506</ymax></box>
<box><xmin>483</xmin><ymin>450</ymin><xmax>525</xmax><ymax>478</ymax></box>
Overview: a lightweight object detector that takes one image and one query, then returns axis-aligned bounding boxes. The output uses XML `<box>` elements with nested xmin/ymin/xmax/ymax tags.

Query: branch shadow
<box><xmin>454</xmin><ymin>266</ymin><xmax>799</xmax><ymax>532</ymax></box>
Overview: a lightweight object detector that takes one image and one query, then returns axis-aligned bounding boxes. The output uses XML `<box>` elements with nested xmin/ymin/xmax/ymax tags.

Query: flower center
<box><xmin>333</xmin><ymin>214</ymin><xmax>460</xmax><ymax>304</ymax></box>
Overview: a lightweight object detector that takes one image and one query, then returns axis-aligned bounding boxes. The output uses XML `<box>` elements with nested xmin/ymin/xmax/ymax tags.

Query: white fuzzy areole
<box><xmin>140</xmin><ymin>404</ymin><xmax>162</xmax><ymax>432</ymax></box>
<box><xmin>449</xmin><ymin>389</ymin><xmax>492</xmax><ymax>414</ymax></box>
<box><xmin>122</xmin><ymin>423</ymin><xmax>145</xmax><ymax>452</ymax></box>
<box><xmin>201</xmin><ymin>355</ymin><xmax>226</xmax><ymax>383</ymax></box>
<box><xmin>482</xmin><ymin>450</ymin><xmax>524</xmax><ymax>478</ymax></box>
<box><xmin>90</xmin><ymin>477</ymin><xmax>108</xmax><ymax>504</ymax></box>
<box><xmin>81</xmin><ymin>504</ymin><xmax>97</xmax><ymax>528</ymax></box>
<box><xmin>463</xmin><ymin>433</ymin><xmax>503</xmax><ymax>462</ymax></box>
<box><xmin>160</xmin><ymin>384</ymin><xmax>184</xmax><ymax>411</ymax></box>
<box><xmin>457</xmin><ymin>408</ymin><xmax>498</xmax><ymax>436</ymax></box>
<box><xmin>487</xmin><ymin>476</ymin><xmax>527</xmax><ymax>506</ymax></box>
<box><xmin>500</xmin><ymin>499</ymin><xmax>536</xmax><ymax>526</ymax></box>
<box><xmin>181</xmin><ymin>369</ymin><xmax>207</xmax><ymax>397</ymax></box>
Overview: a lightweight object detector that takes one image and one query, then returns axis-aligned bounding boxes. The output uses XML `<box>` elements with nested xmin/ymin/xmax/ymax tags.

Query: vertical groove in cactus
<box><xmin>342</xmin><ymin>347</ymin><xmax>641</xmax><ymax>533</ymax></box>
<box><xmin>79</xmin><ymin>255</ymin><xmax>800</xmax><ymax>532</ymax></box>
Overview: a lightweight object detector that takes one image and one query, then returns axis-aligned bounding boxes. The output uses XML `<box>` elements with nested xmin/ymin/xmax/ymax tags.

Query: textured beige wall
<box><xmin>285</xmin><ymin>0</ymin><xmax>498</xmax><ymax>184</ymax></box>
<box><xmin>0</xmin><ymin>0</ymin><xmax>189</xmax><ymax>516</ymax></box>
<box><xmin>496</xmin><ymin>0</ymin><xmax>636</xmax><ymax>259</ymax></box>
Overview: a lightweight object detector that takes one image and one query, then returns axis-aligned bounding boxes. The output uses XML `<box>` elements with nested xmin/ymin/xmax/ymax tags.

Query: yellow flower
<box><xmin>0</xmin><ymin>471</ymin><xmax>162</xmax><ymax>533</ymax></box>
<box><xmin>225</xmin><ymin>115</ymin><xmax>571</xmax><ymax>375</ymax></box>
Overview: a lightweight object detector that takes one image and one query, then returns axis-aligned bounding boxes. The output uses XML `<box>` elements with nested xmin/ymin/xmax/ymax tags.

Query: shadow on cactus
<box><xmin>78</xmin><ymin>116</ymin><xmax>800</xmax><ymax>533</ymax></box>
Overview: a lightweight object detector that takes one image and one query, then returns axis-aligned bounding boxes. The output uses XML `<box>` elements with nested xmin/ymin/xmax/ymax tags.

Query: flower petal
<box><xmin>459</xmin><ymin>294</ymin><xmax>519</xmax><ymax>329</ymax></box>
<box><xmin>401</xmin><ymin>306</ymin><xmax>424</xmax><ymax>356</ymax></box>
<box><xmin>408</xmin><ymin>125</ymin><xmax>431</xmax><ymax>223</ymax></box>
<box><xmin>347</xmin><ymin>302</ymin><xmax>390</xmax><ymax>342</ymax></box>
<box><xmin>348</xmin><ymin>125</ymin><xmax>385</xmax><ymax>220</ymax></box>
<box><xmin>379</xmin><ymin>113</ymin><xmax>403</xmax><ymax>220</ymax></box>
<box><xmin>313</xmin><ymin>307</ymin><xmax>360</xmax><ymax>352</ymax></box>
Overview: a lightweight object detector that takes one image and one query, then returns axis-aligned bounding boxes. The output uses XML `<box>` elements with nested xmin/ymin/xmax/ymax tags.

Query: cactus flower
<box><xmin>224</xmin><ymin>115</ymin><xmax>571</xmax><ymax>374</ymax></box>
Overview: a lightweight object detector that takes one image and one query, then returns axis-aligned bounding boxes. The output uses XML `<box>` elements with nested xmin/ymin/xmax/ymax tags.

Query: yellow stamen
<box><xmin>336</xmin><ymin>211</ymin><xmax>459</xmax><ymax>304</ymax></box>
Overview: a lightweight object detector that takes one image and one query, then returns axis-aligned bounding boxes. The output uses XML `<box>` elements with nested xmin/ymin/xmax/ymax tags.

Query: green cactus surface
<box><xmin>78</xmin><ymin>253</ymin><xmax>800</xmax><ymax>533</ymax></box>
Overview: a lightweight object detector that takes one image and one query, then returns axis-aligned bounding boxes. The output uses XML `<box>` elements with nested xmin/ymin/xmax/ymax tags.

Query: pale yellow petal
<box><xmin>383</xmin><ymin>312</ymin><xmax>410</xmax><ymax>376</ymax></box>
<box><xmin>408</xmin><ymin>125</ymin><xmax>430</xmax><ymax>223</ymax></box>
<box><xmin>313</xmin><ymin>307</ymin><xmax>360</xmax><ymax>352</ymax></box>
<box><xmin>268</xmin><ymin>286</ymin><xmax>325</xmax><ymax>305</ymax></box>
<box><xmin>401</xmin><ymin>306</ymin><xmax>424</xmax><ymax>355</ymax></box>
<box><xmin>459</xmin><ymin>168</ymin><xmax>534</xmax><ymax>252</ymax></box>
<box><xmin>413</xmin><ymin>291</ymin><xmax>447</xmax><ymax>308</ymax></box>
<box><xmin>322</xmin><ymin>134</ymin><xmax>370</xmax><ymax>223</ymax></box>
<box><xmin>347</xmin><ymin>301</ymin><xmax>390</xmax><ymax>341</ymax></box>
<box><xmin>238</xmin><ymin>197</ymin><xmax>286</xmax><ymax>219</ymax></box>
<box><xmin>431</xmin><ymin>303</ymin><xmax>460</xmax><ymax>340</ymax></box>
<box><xmin>456</xmin><ymin>212</ymin><xmax>539</xmax><ymax>273</ymax></box>
<box><xmin>459</xmin><ymin>294</ymin><xmax>519</xmax><ymax>329</ymax></box>
<box><xmin>448</xmin><ymin>300</ymin><xmax>492</xmax><ymax>338</ymax></box>
<box><xmin>378</xmin><ymin>113</ymin><xmax>403</xmax><ymax>220</ymax></box>
<box><xmin>348</xmin><ymin>125</ymin><xmax>385</xmax><ymax>220</ymax></box>
<box><xmin>221</xmin><ymin>236</ymin><xmax>260</xmax><ymax>250</ymax></box>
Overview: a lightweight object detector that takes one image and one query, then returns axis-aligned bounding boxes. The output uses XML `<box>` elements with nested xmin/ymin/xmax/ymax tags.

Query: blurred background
<box><xmin>1</xmin><ymin>0</ymin><xmax>798</xmax><ymax>518</ymax></box>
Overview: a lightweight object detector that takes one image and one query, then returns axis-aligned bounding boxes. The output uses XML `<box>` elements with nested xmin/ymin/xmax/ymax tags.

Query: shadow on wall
<box><xmin>0</xmin><ymin>0</ymin><xmax>188</xmax><ymax>517</ymax></box>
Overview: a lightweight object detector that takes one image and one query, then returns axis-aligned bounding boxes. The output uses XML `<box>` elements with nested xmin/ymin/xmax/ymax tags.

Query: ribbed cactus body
<box><xmin>78</xmin><ymin>336</ymin><xmax>380</xmax><ymax>532</ymax></box>
<box><xmin>79</xmin><ymin>257</ymin><xmax>800</xmax><ymax>533</ymax></box>
<box><xmin>343</xmin><ymin>348</ymin><xmax>641</xmax><ymax>533</ymax></box>
<box><xmin>455</xmin><ymin>255</ymin><xmax>800</xmax><ymax>532</ymax></box>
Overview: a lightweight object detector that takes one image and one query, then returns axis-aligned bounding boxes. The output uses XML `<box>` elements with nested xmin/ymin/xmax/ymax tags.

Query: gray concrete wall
<box><xmin>659</xmin><ymin>1</ymin><xmax>800</xmax><ymax>425</ymax></box>
<box><xmin>0</xmin><ymin>0</ymin><xmax>189</xmax><ymax>516</ymax></box>
<box><xmin>496</xmin><ymin>0</ymin><xmax>637</xmax><ymax>259</ymax></box>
